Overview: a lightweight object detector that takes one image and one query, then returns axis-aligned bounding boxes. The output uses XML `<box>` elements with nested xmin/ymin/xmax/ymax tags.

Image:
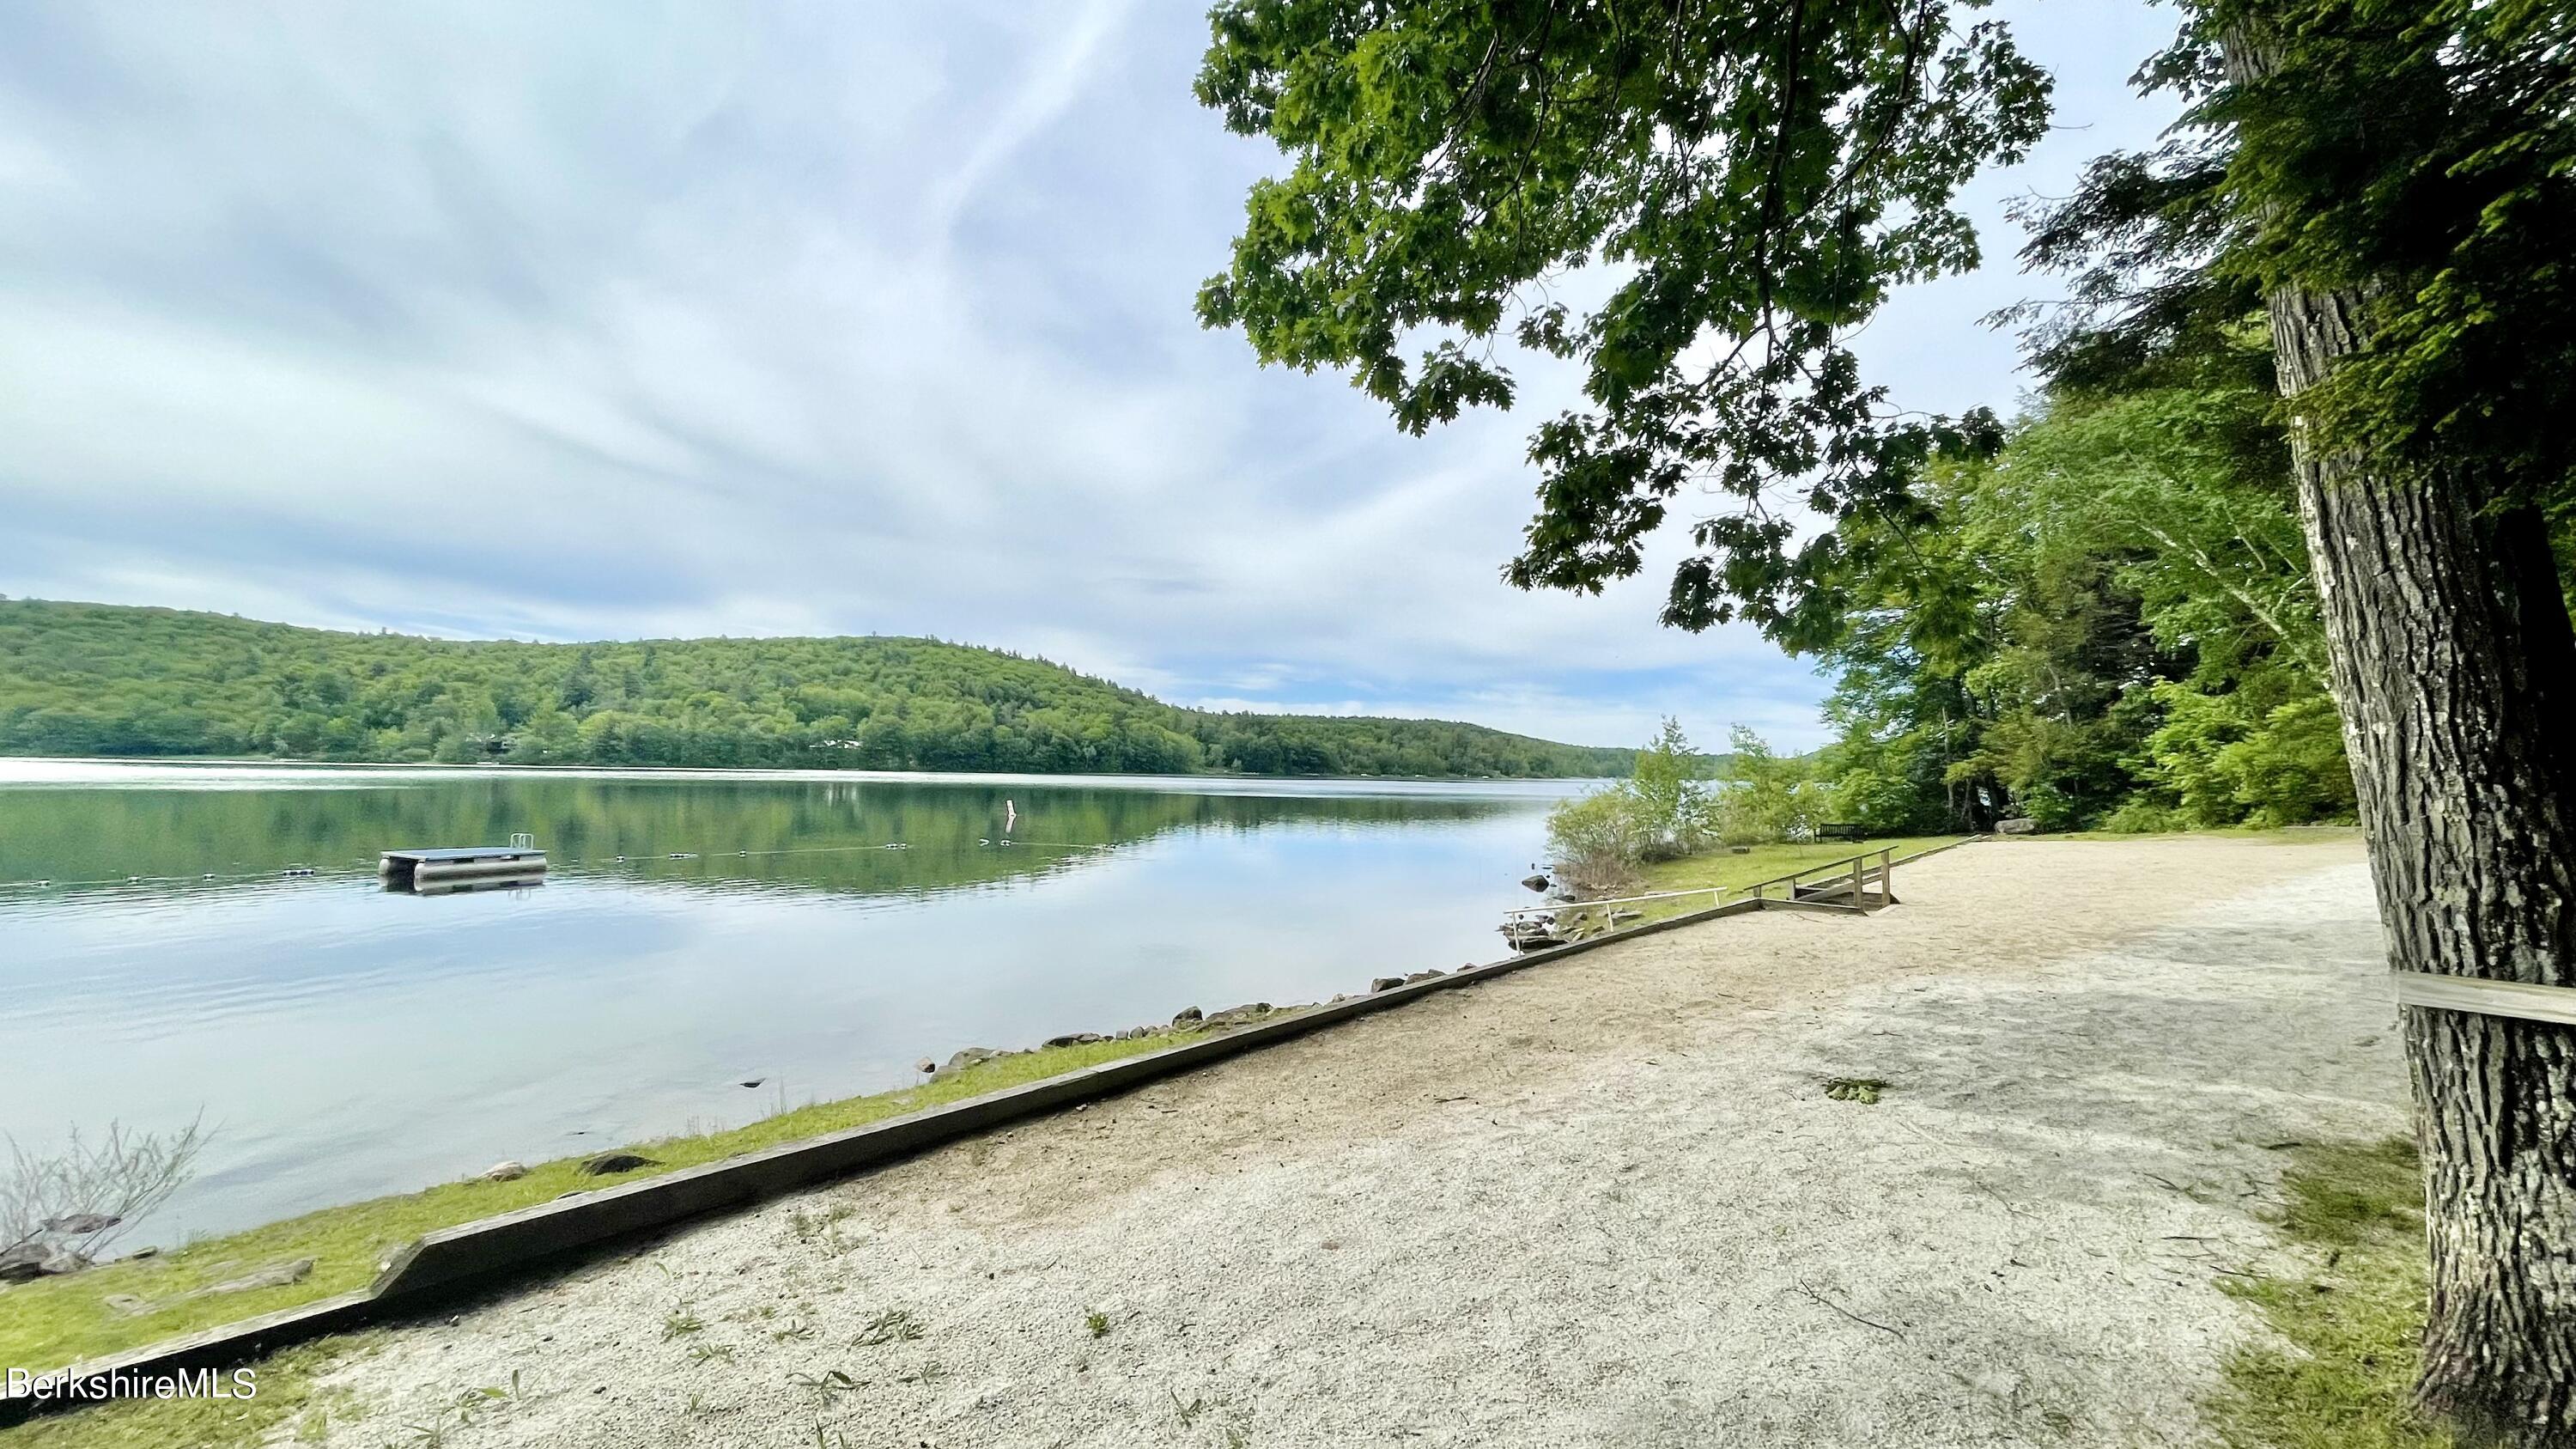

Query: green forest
<box><xmin>1805</xmin><ymin>359</ymin><xmax>2363</xmax><ymax>835</ymax></box>
<box><xmin>0</xmin><ymin>600</ymin><xmax>1631</xmax><ymax>778</ymax></box>
<box><xmin>1791</xmin><ymin>161</ymin><xmax>2572</xmax><ymax>836</ymax></box>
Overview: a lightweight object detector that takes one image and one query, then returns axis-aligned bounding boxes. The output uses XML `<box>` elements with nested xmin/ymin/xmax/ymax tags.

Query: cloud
<box><xmin>0</xmin><ymin>2</ymin><xmax>2178</xmax><ymax>752</ymax></box>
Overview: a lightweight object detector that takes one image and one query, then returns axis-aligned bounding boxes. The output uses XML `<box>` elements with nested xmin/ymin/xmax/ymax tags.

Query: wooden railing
<box><xmin>1739</xmin><ymin>847</ymin><xmax>1899</xmax><ymax>910</ymax></box>
<box><xmin>1498</xmin><ymin>847</ymin><xmax>1904</xmax><ymax>949</ymax></box>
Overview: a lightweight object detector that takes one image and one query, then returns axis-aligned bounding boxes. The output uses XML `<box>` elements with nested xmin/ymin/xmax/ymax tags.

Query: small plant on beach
<box><xmin>789</xmin><ymin>1368</ymin><xmax>863</xmax><ymax>1403</ymax></box>
<box><xmin>464</xmin><ymin>1370</ymin><xmax>526</xmax><ymax>1406</ymax></box>
<box><xmin>1085</xmin><ymin>1309</ymin><xmax>1112</xmax><ymax>1339</ymax></box>
<box><xmin>661</xmin><ymin>1308</ymin><xmax>706</xmax><ymax>1340</ymax></box>
<box><xmin>688</xmin><ymin>1342</ymin><xmax>737</xmax><ymax>1367</ymax></box>
<box><xmin>1824</xmin><ymin>1077</ymin><xmax>1888</xmax><ymax>1105</ymax></box>
<box><xmin>854</xmin><ymin>1307</ymin><xmax>923</xmax><ymax>1347</ymax></box>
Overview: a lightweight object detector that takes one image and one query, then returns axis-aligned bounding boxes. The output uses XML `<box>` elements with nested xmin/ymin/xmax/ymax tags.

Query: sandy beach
<box><xmin>288</xmin><ymin>833</ymin><xmax>2401</xmax><ymax>1448</ymax></box>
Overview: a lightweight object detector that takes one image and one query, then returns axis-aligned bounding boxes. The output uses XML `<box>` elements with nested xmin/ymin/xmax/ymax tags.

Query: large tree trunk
<box><xmin>2235</xmin><ymin>42</ymin><xmax>2576</xmax><ymax>1442</ymax></box>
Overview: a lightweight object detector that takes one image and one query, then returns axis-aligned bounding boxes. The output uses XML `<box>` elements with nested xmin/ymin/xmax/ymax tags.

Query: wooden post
<box><xmin>1850</xmin><ymin>853</ymin><xmax>1864</xmax><ymax>910</ymax></box>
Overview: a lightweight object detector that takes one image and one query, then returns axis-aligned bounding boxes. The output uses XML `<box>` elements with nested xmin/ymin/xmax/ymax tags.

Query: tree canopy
<box><xmin>1197</xmin><ymin>0</ymin><xmax>2050</xmax><ymax>637</ymax></box>
<box><xmin>0</xmin><ymin>600</ymin><xmax>1631</xmax><ymax>779</ymax></box>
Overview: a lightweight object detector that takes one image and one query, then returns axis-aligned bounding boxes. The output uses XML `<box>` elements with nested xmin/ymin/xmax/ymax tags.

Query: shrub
<box><xmin>1543</xmin><ymin>787</ymin><xmax>1652</xmax><ymax>896</ymax></box>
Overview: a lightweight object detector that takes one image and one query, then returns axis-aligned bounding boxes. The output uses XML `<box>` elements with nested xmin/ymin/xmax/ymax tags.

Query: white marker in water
<box><xmin>1005</xmin><ymin>799</ymin><xmax>1018</xmax><ymax>830</ymax></box>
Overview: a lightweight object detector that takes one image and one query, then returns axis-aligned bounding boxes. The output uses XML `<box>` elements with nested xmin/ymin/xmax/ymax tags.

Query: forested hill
<box><xmin>0</xmin><ymin>600</ymin><xmax>1631</xmax><ymax>778</ymax></box>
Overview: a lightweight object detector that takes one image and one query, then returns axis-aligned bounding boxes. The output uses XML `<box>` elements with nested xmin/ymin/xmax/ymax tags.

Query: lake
<box><xmin>0</xmin><ymin>760</ymin><xmax>1583</xmax><ymax>1245</ymax></box>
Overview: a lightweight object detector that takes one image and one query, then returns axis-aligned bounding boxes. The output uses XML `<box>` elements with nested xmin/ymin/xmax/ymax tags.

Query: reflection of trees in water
<box><xmin>0</xmin><ymin>780</ymin><xmax>1526</xmax><ymax>901</ymax></box>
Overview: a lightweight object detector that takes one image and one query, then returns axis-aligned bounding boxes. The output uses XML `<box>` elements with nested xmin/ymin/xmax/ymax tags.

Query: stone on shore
<box><xmin>580</xmin><ymin>1152</ymin><xmax>659</xmax><ymax>1177</ymax></box>
<box><xmin>0</xmin><ymin>1243</ymin><xmax>88</xmax><ymax>1282</ymax></box>
<box><xmin>1370</xmin><ymin>977</ymin><xmax>1406</xmax><ymax>993</ymax></box>
<box><xmin>943</xmin><ymin>1046</ymin><xmax>1007</xmax><ymax>1074</ymax></box>
<box><xmin>478</xmin><ymin>1160</ymin><xmax>529</xmax><ymax>1183</ymax></box>
<box><xmin>102</xmin><ymin>1257</ymin><xmax>314</xmax><ymax>1317</ymax></box>
<box><xmin>1170</xmin><ymin>1007</ymin><xmax>1203</xmax><ymax>1025</ymax></box>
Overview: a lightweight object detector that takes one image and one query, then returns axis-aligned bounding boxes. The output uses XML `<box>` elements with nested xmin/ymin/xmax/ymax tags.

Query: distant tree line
<box><xmin>0</xmin><ymin>600</ymin><xmax>1631</xmax><ymax>779</ymax></box>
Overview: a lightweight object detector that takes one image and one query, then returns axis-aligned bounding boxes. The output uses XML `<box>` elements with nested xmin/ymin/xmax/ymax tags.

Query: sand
<box><xmin>293</xmin><ymin>833</ymin><xmax>2403</xmax><ymax>1448</ymax></box>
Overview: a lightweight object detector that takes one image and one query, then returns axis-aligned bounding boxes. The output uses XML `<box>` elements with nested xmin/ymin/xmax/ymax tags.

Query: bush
<box><xmin>2098</xmin><ymin>798</ymin><xmax>2186</xmax><ymax>834</ymax></box>
<box><xmin>2219</xmin><ymin>696</ymin><xmax>2356</xmax><ymax>825</ymax></box>
<box><xmin>2138</xmin><ymin>684</ymin><xmax>2355</xmax><ymax>828</ymax></box>
<box><xmin>1543</xmin><ymin>717</ymin><xmax>1717</xmax><ymax>889</ymax></box>
<box><xmin>1543</xmin><ymin>788</ymin><xmax>1652</xmax><ymax>896</ymax></box>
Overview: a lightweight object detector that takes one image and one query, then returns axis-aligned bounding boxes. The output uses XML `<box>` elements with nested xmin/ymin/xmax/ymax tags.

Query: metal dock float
<box><xmin>379</xmin><ymin>835</ymin><xmax>546</xmax><ymax>893</ymax></box>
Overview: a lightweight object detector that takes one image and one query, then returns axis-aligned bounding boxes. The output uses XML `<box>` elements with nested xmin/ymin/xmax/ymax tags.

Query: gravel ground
<box><xmin>296</xmin><ymin>834</ymin><xmax>2402</xmax><ymax>1449</ymax></box>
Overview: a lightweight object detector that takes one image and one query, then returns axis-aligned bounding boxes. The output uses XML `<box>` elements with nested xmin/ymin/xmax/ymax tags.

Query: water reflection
<box><xmin>0</xmin><ymin>764</ymin><xmax>1580</xmax><ymax>1242</ymax></box>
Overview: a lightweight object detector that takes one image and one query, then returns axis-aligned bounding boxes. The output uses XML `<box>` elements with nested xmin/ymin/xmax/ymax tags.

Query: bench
<box><xmin>1815</xmin><ymin>822</ymin><xmax>1867</xmax><ymax>843</ymax></box>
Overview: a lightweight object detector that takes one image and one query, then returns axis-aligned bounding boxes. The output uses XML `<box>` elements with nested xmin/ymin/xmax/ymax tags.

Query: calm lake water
<box><xmin>0</xmin><ymin>760</ymin><xmax>1582</xmax><ymax>1244</ymax></box>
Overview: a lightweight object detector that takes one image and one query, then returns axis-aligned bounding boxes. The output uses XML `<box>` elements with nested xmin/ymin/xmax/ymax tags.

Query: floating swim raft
<box><xmin>379</xmin><ymin>839</ymin><xmax>546</xmax><ymax>892</ymax></box>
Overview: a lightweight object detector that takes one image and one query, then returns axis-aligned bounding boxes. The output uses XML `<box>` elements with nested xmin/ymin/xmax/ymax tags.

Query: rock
<box><xmin>126</xmin><ymin>1245</ymin><xmax>159</xmax><ymax>1260</ymax></box>
<box><xmin>1402</xmin><ymin>969</ymin><xmax>1447</xmax><ymax>984</ymax></box>
<box><xmin>738</xmin><ymin>1078</ymin><xmax>767</xmax><ymax>1089</ymax></box>
<box><xmin>1370</xmin><ymin>977</ymin><xmax>1406</xmax><ymax>993</ymax></box>
<box><xmin>101</xmin><ymin>1258</ymin><xmax>315</xmax><ymax>1317</ymax></box>
<box><xmin>212</xmin><ymin>1257</ymin><xmax>315</xmax><ymax>1294</ymax></box>
<box><xmin>43</xmin><ymin>1213</ymin><xmax>120</xmax><ymax>1237</ymax></box>
<box><xmin>1997</xmin><ymin>817</ymin><xmax>2039</xmax><ymax>835</ymax></box>
<box><xmin>0</xmin><ymin>1243</ymin><xmax>88</xmax><ymax>1282</ymax></box>
<box><xmin>914</xmin><ymin>1057</ymin><xmax>937</xmax><ymax>1074</ymax></box>
<box><xmin>1521</xmin><ymin>874</ymin><xmax>1550</xmax><ymax>892</ymax></box>
<box><xmin>1042</xmin><ymin>1032</ymin><xmax>1107</xmax><ymax>1049</ymax></box>
<box><xmin>943</xmin><ymin>1046</ymin><xmax>1006</xmax><ymax>1074</ymax></box>
<box><xmin>1170</xmin><ymin>1007</ymin><xmax>1203</xmax><ymax>1026</ymax></box>
<box><xmin>478</xmin><ymin>1160</ymin><xmax>528</xmax><ymax>1183</ymax></box>
<box><xmin>580</xmin><ymin>1152</ymin><xmax>659</xmax><ymax>1177</ymax></box>
<box><xmin>1198</xmin><ymin>1003</ymin><xmax>1273</xmax><ymax>1030</ymax></box>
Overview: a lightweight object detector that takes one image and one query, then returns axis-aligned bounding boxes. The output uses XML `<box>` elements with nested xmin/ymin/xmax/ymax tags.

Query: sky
<box><xmin>0</xmin><ymin>2</ymin><xmax>2183</xmax><ymax>750</ymax></box>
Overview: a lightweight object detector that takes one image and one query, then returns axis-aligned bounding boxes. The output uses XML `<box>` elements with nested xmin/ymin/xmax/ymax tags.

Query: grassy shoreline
<box><xmin>0</xmin><ymin>1031</ymin><xmax>1209</xmax><ymax>1377</ymax></box>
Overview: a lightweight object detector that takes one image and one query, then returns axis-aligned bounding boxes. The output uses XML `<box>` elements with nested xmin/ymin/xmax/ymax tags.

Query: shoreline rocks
<box><xmin>103</xmin><ymin>1257</ymin><xmax>313</xmax><ymax>1317</ymax></box>
<box><xmin>580</xmin><ymin>1152</ymin><xmax>659</xmax><ymax>1177</ymax></box>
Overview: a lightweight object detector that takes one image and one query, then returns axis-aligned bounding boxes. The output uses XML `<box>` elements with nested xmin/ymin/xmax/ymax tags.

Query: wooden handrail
<box><xmin>1739</xmin><ymin>846</ymin><xmax>1896</xmax><ymax>894</ymax></box>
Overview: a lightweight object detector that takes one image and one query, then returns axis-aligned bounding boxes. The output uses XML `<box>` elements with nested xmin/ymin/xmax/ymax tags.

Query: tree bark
<box><xmin>2226</xmin><ymin>30</ymin><xmax>2576</xmax><ymax>1441</ymax></box>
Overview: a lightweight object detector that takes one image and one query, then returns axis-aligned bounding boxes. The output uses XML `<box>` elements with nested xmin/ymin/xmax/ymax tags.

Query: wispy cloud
<box><xmin>0</xmin><ymin>1</ymin><xmax>2176</xmax><ymax>750</ymax></box>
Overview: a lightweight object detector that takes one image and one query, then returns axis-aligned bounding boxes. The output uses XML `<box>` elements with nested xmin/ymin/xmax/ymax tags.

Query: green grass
<box><xmin>0</xmin><ymin>1030</ymin><xmax>1200</xmax><ymax>1379</ymax></box>
<box><xmin>2210</xmin><ymin>1138</ymin><xmax>2454</xmax><ymax>1449</ymax></box>
<box><xmin>0</xmin><ymin>1334</ymin><xmax>384</xmax><ymax>1449</ymax></box>
<box><xmin>1600</xmin><ymin>835</ymin><xmax>1961</xmax><ymax>927</ymax></box>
